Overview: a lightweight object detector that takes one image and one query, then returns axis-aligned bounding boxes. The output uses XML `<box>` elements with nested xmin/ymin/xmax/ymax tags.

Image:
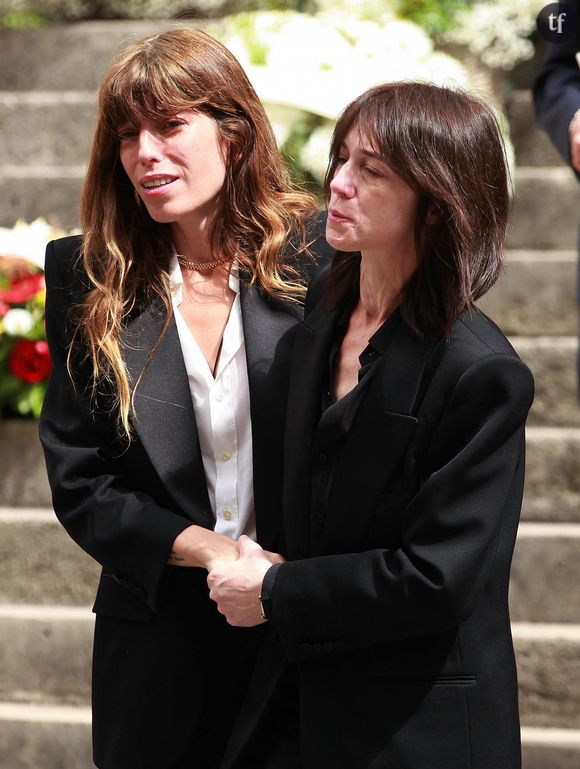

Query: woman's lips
<box><xmin>140</xmin><ymin>176</ymin><xmax>178</xmax><ymax>196</ymax></box>
<box><xmin>328</xmin><ymin>207</ymin><xmax>351</xmax><ymax>222</ymax></box>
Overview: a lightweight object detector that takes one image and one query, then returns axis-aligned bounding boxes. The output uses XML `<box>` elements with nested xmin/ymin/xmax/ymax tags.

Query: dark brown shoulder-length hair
<box><xmin>323</xmin><ymin>82</ymin><xmax>511</xmax><ymax>336</ymax></box>
<box><xmin>76</xmin><ymin>27</ymin><xmax>317</xmax><ymax>438</ymax></box>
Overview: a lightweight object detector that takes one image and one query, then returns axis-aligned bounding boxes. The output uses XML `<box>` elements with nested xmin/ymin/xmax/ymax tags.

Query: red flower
<box><xmin>0</xmin><ymin>301</ymin><xmax>9</xmax><ymax>317</ymax></box>
<box><xmin>8</xmin><ymin>339</ymin><xmax>52</xmax><ymax>383</ymax></box>
<box><xmin>0</xmin><ymin>273</ymin><xmax>45</xmax><ymax>304</ymax></box>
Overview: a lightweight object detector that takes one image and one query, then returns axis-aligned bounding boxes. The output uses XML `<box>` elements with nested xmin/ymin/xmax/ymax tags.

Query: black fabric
<box><xmin>221</xmin><ymin>269</ymin><xmax>534</xmax><ymax>769</ymax></box>
<box><xmin>39</xmin><ymin>217</ymin><xmax>333</xmax><ymax>769</ymax></box>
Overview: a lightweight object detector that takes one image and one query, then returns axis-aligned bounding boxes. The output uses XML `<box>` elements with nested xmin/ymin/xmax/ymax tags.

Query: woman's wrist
<box><xmin>169</xmin><ymin>525</ymin><xmax>239</xmax><ymax>569</ymax></box>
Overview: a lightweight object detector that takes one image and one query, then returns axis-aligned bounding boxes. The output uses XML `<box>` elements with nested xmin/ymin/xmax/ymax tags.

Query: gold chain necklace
<box><xmin>176</xmin><ymin>254</ymin><xmax>231</xmax><ymax>272</ymax></box>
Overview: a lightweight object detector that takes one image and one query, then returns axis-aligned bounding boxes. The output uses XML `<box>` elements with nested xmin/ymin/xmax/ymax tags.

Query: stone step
<box><xmin>515</xmin><ymin>624</ymin><xmax>580</xmax><ymax>732</ymax></box>
<box><xmin>0</xmin><ymin>702</ymin><xmax>92</xmax><ymax>769</ymax></box>
<box><xmin>524</xmin><ymin>428</ymin><xmax>580</xmax><ymax>523</ymax></box>
<box><xmin>477</xmin><ymin>251</ymin><xmax>577</xmax><ymax>337</ymax></box>
<box><xmin>0</xmin><ymin>422</ymin><xmax>52</xmax><ymax>509</ymax></box>
<box><xmin>511</xmin><ymin>336</ymin><xmax>578</xmax><ymax>428</ymax></box>
<box><xmin>0</xmin><ymin>509</ymin><xmax>99</xmax><ymax>606</ymax></box>
<box><xmin>0</xmin><ymin>612</ymin><xmax>578</xmax><ymax>732</ymax></box>
<box><xmin>0</xmin><ymin>92</ymin><xmax>96</xmax><ymax>168</ymax></box>
<box><xmin>521</xmin><ymin>727</ymin><xmax>580</xmax><ymax>769</ymax></box>
<box><xmin>508</xmin><ymin>167</ymin><xmax>578</xmax><ymax>251</ymax></box>
<box><xmin>0</xmin><ymin>606</ymin><xmax>92</xmax><ymax>706</ymax></box>
<box><xmin>0</xmin><ymin>166</ymin><xmax>83</xmax><ymax>230</ymax></box>
<box><xmin>1</xmin><ymin>706</ymin><xmax>577</xmax><ymax>769</ymax></box>
<box><xmin>0</xmin><ymin>21</ymin><xmax>188</xmax><ymax>93</ymax></box>
<box><xmin>510</xmin><ymin>524</ymin><xmax>580</xmax><ymax>624</ymax></box>
<box><xmin>507</xmin><ymin>89</ymin><xmax>568</xmax><ymax>168</ymax></box>
<box><xmin>1</xmin><ymin>509</ymin><xmax>578</xmax><ymax>621</ymax></box>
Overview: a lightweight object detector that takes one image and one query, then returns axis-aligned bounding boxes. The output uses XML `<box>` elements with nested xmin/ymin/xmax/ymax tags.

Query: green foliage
<box><xmin>0</xmin><ymin>0</ymin><xmax>319</xmax><ymax>25</ymax></box>
<box><xmin>0</xmin><ymin>10</ymin><xmax>47</xmax><ymax>26</ymax></box>
<box><xmin>395</xmin><ymin>0</ymin><xmax>469</xmax><ymax>36</ymax></box>
<box><xmin>0</xmin><ymin>0</ymin><xmax>222</xmax><ymax>23</ymax></box>
<box><xmin>246</xmin><ymin>0</ymin><xmax>317</xmax><ymax>10</ymax></box>
<box><xmin>281</xmin><ymin>113</ymin><xmax>324</xmax><ymax>191</ymax></box>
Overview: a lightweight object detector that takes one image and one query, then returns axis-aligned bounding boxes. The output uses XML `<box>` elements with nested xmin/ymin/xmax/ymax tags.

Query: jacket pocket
<box><xmin>368</xmin><ymin>673</ymin><xmax>476</xmax><ymax>686</ymax></box>
<box><xmin>92</xmin><ymin>572</ymin><xmax>153</xmax><ymax>622</ymax></box>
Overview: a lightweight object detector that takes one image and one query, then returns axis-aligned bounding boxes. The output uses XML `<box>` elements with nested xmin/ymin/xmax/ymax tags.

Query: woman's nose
<box><xmin>330</xmin><ymin>164</ymin><xmax>355</xmax><ymax>198</ymax></box>
<box><xmin>137</xmin><ymin>130</ymin><xmax>162</xmax><ymax>163</ymax></box>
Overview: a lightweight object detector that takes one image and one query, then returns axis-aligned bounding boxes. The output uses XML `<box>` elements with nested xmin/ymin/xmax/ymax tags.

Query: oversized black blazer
<box><xmin>39</xmin><ymin>230</ymin><xmax>330</xmax><ymax>769</ymax></box>
<box><xmin>533</xmin><ymin>0</ymin><xmax>580</xmax><ymax>179</ymax></box>
<box><xmin>222</xmin><ymin>264</ymin><xmax>535</xmax><ymax>769</ymax></box>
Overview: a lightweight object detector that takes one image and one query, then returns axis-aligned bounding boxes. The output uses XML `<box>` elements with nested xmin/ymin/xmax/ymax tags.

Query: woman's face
<box><xmin>326</xmin><ymin>126</ymin><xmax>418</xmax><ymax>262</ymax></box>
<box><xmin>118</xmin><ymin>109</ymin><xmax>227</xmax><ymax>233</ymax></box>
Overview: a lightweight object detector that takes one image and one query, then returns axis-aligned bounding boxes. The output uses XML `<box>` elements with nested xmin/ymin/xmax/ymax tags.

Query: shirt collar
<box><xmin>168</xmin><ymin>254</ymin><xmax>240</xmax><ymax>307</ymax></box>
<box><xmin>367</xmin><ymin>306</ymin><xmax>402</xmax><ymax>357</ymax></box>
<box><xmin>336</xmin><ymin>295</ymin><xmax>402</xmax><ymax>361</ymax></box>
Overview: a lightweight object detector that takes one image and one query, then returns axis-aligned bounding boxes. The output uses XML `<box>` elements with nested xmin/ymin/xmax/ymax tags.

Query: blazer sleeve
<box><xmin>533</xmin><ymin>0</ymin><xmax>580</xmax><ymax>176</ymax></box>
<box><xmin>265</xmin><ymin>352</ymin><xmax>534</xmax><ymax>663</ymax></box>
<box><xmin>39</xmin><ymin>239</ymin><xmax>192</xmax><ymax>612</ymax></box>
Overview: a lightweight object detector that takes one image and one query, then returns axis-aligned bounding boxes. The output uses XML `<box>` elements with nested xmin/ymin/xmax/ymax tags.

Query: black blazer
<box><xmin>223</xmin><ymin>265</ymin><xmax>535</xmax><ymax>769</ymax></box>
<box><xmin>533</xmin><ymin>0</ymin><xmax>580</xmax><ymax>179</ymax></box>
<box><xmin>39</xmin><ymin>231</ymin><xmax>330</xmax><ymax>769</ymax></box>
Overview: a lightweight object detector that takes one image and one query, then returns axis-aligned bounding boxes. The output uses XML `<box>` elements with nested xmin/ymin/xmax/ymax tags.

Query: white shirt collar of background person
<box><xmin>168</xmin><ymin>254</ymin><xmax>256</xmax><ymax>541</ymax></box>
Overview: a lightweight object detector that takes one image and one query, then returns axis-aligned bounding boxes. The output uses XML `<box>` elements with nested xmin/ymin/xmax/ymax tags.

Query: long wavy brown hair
<box><xmin>75</xmin><ymin>28</ymin><xmax>317</xmax><ymax>438</ymax></box>
<box><xmin>323</xmin><ymin>82</ymin><xmax>511</xmax><ymax>336</ymax></box>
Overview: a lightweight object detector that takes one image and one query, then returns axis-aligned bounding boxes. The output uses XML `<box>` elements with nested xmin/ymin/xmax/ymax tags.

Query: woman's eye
<box><xmin>162</xmin><ymin>120</ymin><xmax>184</xmax><ymax>132</ymax></box>
<box><xmin>364</xmin><ymin>166</ymin><xmax>381</xmax><ymax>177</ymax></box>
<box><xmin>336</xmin><ymin>156</ymin><xmax>348</xmax><ymax>166</ymax></box>
<box><xmin>117</xmin><ymin>127</ymin><xmax>137</xmax><ymax>140</ymax></box>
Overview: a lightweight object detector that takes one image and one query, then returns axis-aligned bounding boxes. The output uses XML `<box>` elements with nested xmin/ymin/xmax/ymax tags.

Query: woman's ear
<box><xmin>425</xmin><ymin>204</ymin><xmax>440</xmax><ymax>225</ymax></box>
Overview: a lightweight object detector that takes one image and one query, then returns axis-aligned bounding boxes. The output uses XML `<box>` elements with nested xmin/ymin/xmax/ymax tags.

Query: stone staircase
<box><xmin>0</xmin><ymin>21</ymin><xmax>579</xmax><ymax>769</ymax></box>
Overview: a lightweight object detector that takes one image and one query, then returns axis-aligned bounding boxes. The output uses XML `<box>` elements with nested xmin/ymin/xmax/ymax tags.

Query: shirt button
<box><xmin>318</xmin><ymin>453</ymin><xmax>327</xmax><ymax>464</ymax></box>
<box><xmin>222</xmin><ymin>450</ymin><xmax>232</xmax><ymax>461</ymax></box>
<box><xmin>214</xmin><ymin>391</ymin><xmax>224</xmax><ymax>401</ymax></box>
<box><xmin>223</xmin><ymin>509</ymin><xmax>233</xmax><ymax>521</ymax></box>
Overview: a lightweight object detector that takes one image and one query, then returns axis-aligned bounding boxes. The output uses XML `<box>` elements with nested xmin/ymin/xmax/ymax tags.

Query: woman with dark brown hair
<box><xmin>38</xmin><ymin>28</ymin><xmax>327</xmax><ymax>769</ymax></box>
<box><xmin>209</xmin><ymin>82</ymin><xmax>534</xmax><ymax>769</ymax></box>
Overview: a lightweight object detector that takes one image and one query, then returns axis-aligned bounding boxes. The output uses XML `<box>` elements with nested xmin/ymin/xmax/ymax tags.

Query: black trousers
<box><xmin>236</xmin><ymin>665</ymin><xmax>301</xmax><ymax>769</ymax></box>
<box><xmin>93</xmin><ymin>568</ymin><xmax>266</xmax><ymax>769</ymax></box>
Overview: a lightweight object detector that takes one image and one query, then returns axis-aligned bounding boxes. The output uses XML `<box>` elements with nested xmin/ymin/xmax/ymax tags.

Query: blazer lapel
<box><xmin>240</xmin><ymin>283</ymin><xmax>302</xmax><ymax>551</ymax></box>
<box><xmin>283</xmin><ymin>301</ymin><xmax>341</xmax><ymax>558</ymax></box>
<box><xmin>320</xmin><ymin>322</ymin><xmax>444</xmax><ymax>553</ymax></box>
<box><xmin>122</xmin><ymin>299</ymin><xmax>211</xmax><ymax>523</ymax></box>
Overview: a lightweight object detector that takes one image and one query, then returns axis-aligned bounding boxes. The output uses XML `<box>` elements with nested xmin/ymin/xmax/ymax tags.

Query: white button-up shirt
<box><xmin>169</xmin><ymin>256</ymin><xmax>256</xmax><ymax>541</ymax></box>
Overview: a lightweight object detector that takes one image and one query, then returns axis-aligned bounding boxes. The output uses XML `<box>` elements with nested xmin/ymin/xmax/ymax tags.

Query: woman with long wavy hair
<box><xmin>39</xmin><ymin>28</ymin><xmax>326</xmax><ymax>769</ymax></box>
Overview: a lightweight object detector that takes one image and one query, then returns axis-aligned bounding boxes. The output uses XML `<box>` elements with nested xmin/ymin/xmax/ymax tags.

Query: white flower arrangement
<box><xmin>2</xmin><ymin>307</ymin><xmax>34</xmax><ymax>336</ymax></box>
<box><xmin>211</xmin><ymin>10</ymin><xmax>473</xmax><ymax>182</ymax></box>
<box><xmin>443</xmin><ymin>0</ymin><xmax>545</xmax><ymax>70</ymax></box>
<box><xmin>0</xmin><ymin>218</ymin><xmax>66</xmax><ymax>269</ymax></box>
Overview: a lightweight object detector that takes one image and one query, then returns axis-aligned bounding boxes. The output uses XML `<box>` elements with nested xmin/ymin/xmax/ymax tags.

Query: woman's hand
<box><xmin>262</xmin><ymin>549</ymin><xmax>286</xmax><ymax>565</ymax></box>
<box><xmin>168</xmin><ymin>525</ymin><xmax>240</xmax><ymax>570</ymax></box>
<box><xmin>207</xmin><ymin>535</ymin><xmax>276</xmax><ymax>626</ymax></box>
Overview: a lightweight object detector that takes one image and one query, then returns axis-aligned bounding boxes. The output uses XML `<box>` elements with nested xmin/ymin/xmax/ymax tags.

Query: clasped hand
<box><xmin>207</xmin><ymin>535</ymin><xmax>283</xmax><ymax>627</ymax></box>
